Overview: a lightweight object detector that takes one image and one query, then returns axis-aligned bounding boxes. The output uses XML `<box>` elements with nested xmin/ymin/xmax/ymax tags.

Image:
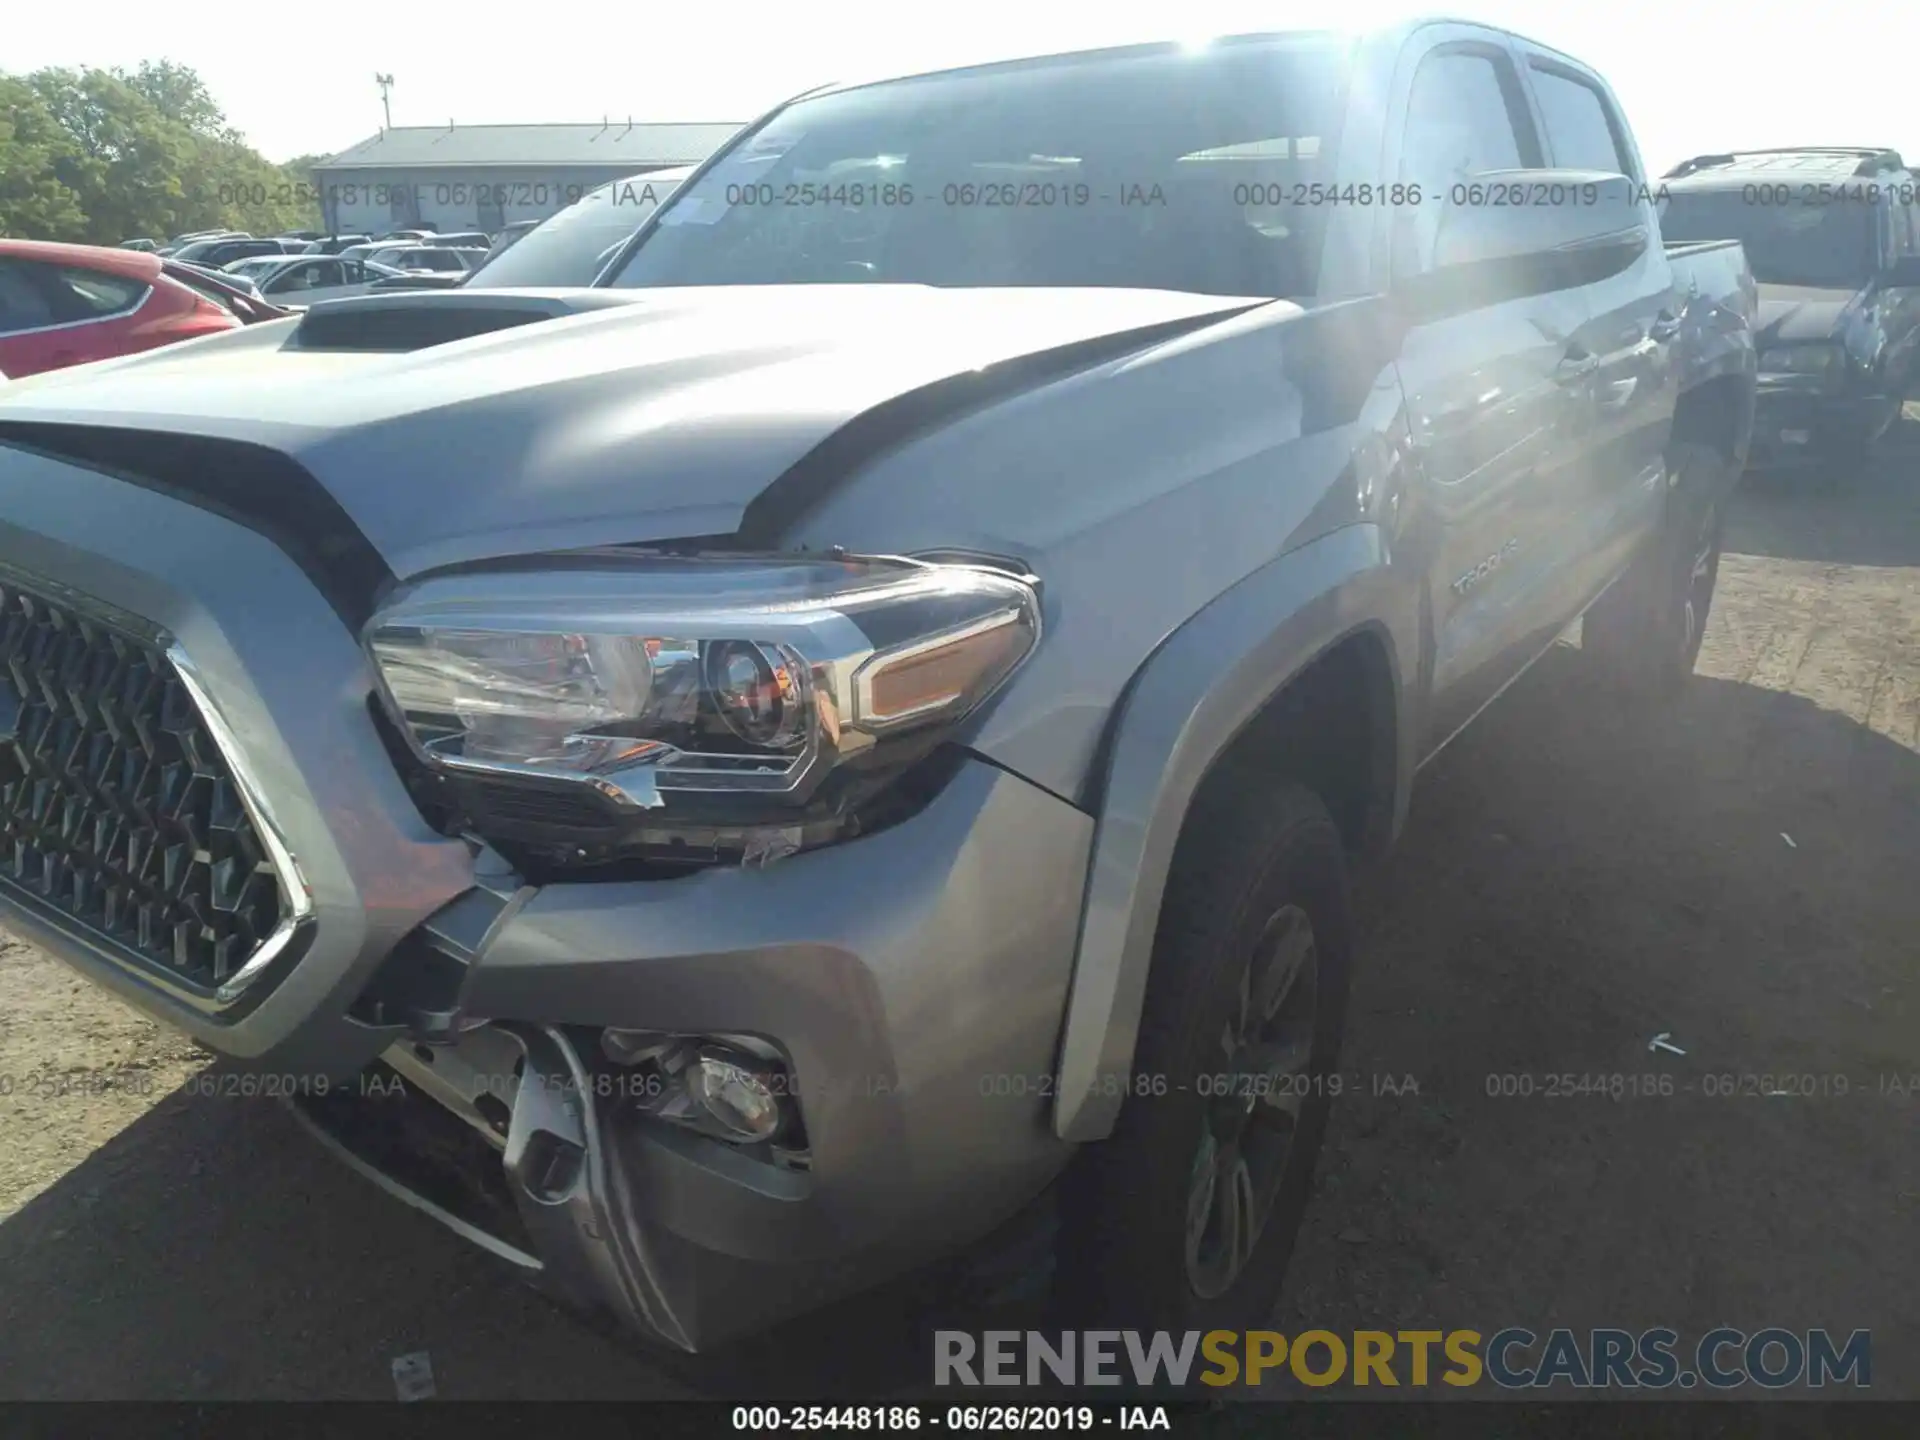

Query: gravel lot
<box><xmin>1</xmin><ymin>434</ymin><xmax>1915</xmax><ymax>1401</ymax></box>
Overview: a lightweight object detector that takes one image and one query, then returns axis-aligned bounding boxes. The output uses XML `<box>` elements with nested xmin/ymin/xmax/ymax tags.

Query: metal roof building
<box><xmin>310</xmin><ymin>121</ymin><xmax>744</xmax><ymax>236</ymax></box>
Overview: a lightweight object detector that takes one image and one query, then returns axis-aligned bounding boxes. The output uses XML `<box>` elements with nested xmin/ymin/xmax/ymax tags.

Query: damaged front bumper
<box><xmin>283</xmin><ymin>750</ymin><xmax>1093</xmax><ymax>1352</ymax></box>
<box><xmin>0</xmin><ymin>441</ymin><xmax>1094</xmax><ymax>1354</ymax></box>
<box><xmin>286</xmin><ymin>1022</ymin><xmax>701</xmax><ymax>1347</ymax></box>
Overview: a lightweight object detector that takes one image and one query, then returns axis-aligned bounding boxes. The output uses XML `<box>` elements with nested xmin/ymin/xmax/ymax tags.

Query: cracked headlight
<box><xmin>365</xmin><ymin>552</ymin><xmax>1039</xmax><ymax>865</ymax></box>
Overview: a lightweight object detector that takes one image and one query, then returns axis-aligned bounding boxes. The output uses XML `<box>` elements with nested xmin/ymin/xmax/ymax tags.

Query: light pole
<box><xmin>376</xmin><ymin>73</ymin><xmax>394</xmax><ymax>130</ymax></box>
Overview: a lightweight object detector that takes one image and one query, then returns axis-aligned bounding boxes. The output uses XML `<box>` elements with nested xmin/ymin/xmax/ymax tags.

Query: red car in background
<box><xmin>0</xmin><ymin>239</ymin><xmax>243</xmax><ymax>379</ymax></box>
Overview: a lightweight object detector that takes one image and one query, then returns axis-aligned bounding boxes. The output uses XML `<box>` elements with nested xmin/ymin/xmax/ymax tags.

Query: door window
<box><xmin>1400</xmin><ymin>51</ymin><xmax>1530</xmax><ymax>191</ymax></box>
<box><xmin>1395</xmin><ymin>49</ymin><xmax>1536</xmax><ymax>279</ymax></box>
<box><xmin>1528</xmin><ymin>65</ymin><xmax>1631</xmax><ymax>175</ymax></box>
<box><xmin>50</xmin><ymin>267</ymin><xmax>147</xmax><ymax>319</ymax></box>
<box><xmin>0</xmin><ymin>263</ymin><xmax>58</xmax><ymax>333</ymax></box>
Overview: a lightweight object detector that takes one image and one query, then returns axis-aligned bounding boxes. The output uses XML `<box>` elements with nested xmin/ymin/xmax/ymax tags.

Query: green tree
<box><xmin>0</xmin><ymin>75</ymin><xmax>90</xmax><ymax>240</ymax></box>
<box><xmin>121</xmin><ymin>59</ymin><xmax>241</xmax><ymax>142</ymax></box>
<box><xmin>0</xmin><ymin>62</ymin><xmax>324</xmax><ymax>245</ymax></box>
<box><xmin>26</xmin><ymin>68</ymin><xmax>190</xmax><ymax>244</ymax></box>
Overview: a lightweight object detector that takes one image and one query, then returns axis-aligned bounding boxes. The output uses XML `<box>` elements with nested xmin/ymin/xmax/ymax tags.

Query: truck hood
<box><xmin>1754</xmin><ymin>283</ymin><xmax>1858</xmax><ymax>346</ymax></box>
<box><xmin>0</xmin><ymin>285</ymin><xmax>1260</xmax><ymax>582</ymax></box>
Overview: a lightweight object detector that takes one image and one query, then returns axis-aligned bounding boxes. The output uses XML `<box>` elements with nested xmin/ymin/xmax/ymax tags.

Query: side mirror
<box><xmin>1406</xmin><ymin>170</ymin><xmax>1648</xmax><ymax>313</ymax></box>
<box><xmin>1879</xmin><ymin>255</ymin><xmax>1920</xmax><ymax>288</ymax></box>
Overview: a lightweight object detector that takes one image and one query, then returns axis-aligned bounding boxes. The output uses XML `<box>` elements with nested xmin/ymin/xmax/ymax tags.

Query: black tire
<box><xmin>1053</xmin><ymin>781</ymin><xmax>1352</xmax><ymax>1332</ymax></box>
<box><xmin>1582</xmin><ymin>441</ymin><xmax>1729</xmax><ymax>697</ymax></box>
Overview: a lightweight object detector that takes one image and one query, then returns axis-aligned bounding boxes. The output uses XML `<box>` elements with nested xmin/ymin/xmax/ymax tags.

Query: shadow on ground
<box><xmin>1730</xmin><ymin>420</ymin><xmax>1920</xmax><ymax>567</ymax></box>
<box><xmin>1271</xmin><ymin>655</ymin><xmax>1920</xmax><ymax>1397</ymax></box>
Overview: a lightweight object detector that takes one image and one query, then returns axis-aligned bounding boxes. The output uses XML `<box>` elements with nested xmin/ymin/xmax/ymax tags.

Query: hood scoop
<box><xmin>291</xmin><ymin>289</ymin><xmax>644</xmax><ymax>352</ymax></box>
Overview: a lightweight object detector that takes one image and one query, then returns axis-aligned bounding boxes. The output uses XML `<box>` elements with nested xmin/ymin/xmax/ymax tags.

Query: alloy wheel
<box><xmin>1184</xmin><ymin>903</ymin><xmax>1320</xmax><ymax>1299</ymax></box>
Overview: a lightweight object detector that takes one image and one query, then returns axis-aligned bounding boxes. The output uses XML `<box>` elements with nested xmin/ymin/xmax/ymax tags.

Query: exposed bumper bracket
<box><xmin>495</xmin><ymin>1022</ymin><xmax>695</xmax><ymax>1352</ymax></box>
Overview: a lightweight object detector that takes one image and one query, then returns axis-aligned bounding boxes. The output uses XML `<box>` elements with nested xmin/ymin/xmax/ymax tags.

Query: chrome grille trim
<box><xmin>166</xmin><ymin>645</ymin><xmax>315</xmax><ymax>1004</ymax></box>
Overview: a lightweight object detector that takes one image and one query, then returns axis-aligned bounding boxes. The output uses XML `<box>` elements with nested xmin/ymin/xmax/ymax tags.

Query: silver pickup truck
<box><xmin>0</xmin><ymin>20</ymin><xmax>1752</xmax><ymax>1353</ymax></box>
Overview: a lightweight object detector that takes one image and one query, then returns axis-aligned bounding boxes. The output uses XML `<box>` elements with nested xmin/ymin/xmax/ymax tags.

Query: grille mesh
<box><xmin>0</xmin><ymin>581</ymin><xmax>286</xmax><ymax>990</ymax></box>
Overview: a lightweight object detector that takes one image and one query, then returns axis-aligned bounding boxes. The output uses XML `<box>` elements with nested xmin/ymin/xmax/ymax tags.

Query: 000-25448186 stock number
<box><xmin>0</xmin><ymin>1068</ymin><xmax>157</xmax><ymax>1099</ymax></box>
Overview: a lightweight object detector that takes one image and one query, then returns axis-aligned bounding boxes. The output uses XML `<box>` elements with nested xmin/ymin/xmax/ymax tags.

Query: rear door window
<box><xmin>51</xmin><ymin>266</ymin><xmax>148</xmax><ymax>319</ymax></box>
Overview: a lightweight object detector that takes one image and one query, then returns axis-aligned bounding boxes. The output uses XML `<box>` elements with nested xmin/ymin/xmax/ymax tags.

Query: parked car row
<box><xmin>0</xmin><ymin>21</ymin><xmax>1768</xmax><ymax>1356</ymax></box>
<box><xmin>221</xmin><ymin>254</ymin><xmax>408</xmax><ymax>307</ymax></box>
<box><xmin>33</xmin><ymin>173</ymin><xmax>693</xmax><ymax>365</ymax></box>
<box><xmin>120</xmin><ymin>226</ymin><xmax>495</xmax><ymax>260</ymax></box>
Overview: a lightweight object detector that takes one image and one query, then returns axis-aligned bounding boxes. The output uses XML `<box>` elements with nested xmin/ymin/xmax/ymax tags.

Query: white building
<box><xmin>310</xmin><ymin>121</ymin><xmax>744</xmax><ymax>236</ymax></box>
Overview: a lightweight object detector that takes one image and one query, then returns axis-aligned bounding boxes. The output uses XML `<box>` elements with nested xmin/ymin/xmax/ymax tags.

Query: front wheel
<box><xmin>1053</xmin><ymin>782</ymin><xmax>1352</xmax><ymax>1332</ymax></box>
<box><xmin>1582</xmin><ymin>441</ymin><xmax>1728</xmax><ymax>697</ymax></box>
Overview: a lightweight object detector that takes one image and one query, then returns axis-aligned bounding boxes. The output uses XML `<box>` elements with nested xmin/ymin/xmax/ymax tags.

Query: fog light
<box><xmin>602</xmin><ymin>1029</ymin><xmax>796</xmax><ymax>1147</ymax></box>
<box><xmin>690</xmin><ymin>1047</ymin><xmax>784</xmax><ymax>1142</ymax></box>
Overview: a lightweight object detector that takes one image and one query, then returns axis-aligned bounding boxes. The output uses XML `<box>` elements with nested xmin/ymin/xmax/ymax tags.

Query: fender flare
<box><xmin>1050</xmin><ymin>523</ymin><xmax>1416</xmax><ymax>1141</ymax></box>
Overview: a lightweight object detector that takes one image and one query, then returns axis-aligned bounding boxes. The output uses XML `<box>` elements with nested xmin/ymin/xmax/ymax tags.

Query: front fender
<box><xmin>1051</xmin><ymin>523</ymin><xmax>1415</xmax><ymax>1141</ymax></box>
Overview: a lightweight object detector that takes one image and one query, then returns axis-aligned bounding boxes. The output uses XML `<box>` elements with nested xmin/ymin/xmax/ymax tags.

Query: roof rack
<box><xmin>1664</xmin><ymin>147</ymin><xmax>1905</xmax><ymax>180</ymax></box>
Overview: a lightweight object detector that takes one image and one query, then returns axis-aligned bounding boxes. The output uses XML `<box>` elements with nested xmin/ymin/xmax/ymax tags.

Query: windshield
<box><xmin>1659</xmin><ymin>190</ymin><xmax>1877</xmax><ymax>289</ymax></box>
<box><xmin>467</xmin><ymin>173</ymin><xmax>685</xmax><ymax>288</ymax></box>
<box><xmin>603</xmin><ymin>38</ymin><xmax>1351</xmax><ymax>298</ymax></box>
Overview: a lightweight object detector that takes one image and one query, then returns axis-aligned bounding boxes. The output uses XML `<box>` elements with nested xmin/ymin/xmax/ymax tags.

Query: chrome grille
<box><xmin>0</xmin><ymin>580</ymin><xmax>288</xmax><ymax>992</ymax></box>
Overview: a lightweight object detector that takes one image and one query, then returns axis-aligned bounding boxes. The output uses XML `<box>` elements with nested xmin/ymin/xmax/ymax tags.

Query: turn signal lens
<box><xmin>856</xmin><ymin>611</ymin><xmax>1033</xmax><ymax>730</ymax></box>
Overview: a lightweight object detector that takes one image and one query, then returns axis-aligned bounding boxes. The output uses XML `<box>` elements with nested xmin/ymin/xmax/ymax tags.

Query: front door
<box><xmin>1381</xmin><ymin>39</ymin><xmax>1601</xmax><ymax>757</ymax></box>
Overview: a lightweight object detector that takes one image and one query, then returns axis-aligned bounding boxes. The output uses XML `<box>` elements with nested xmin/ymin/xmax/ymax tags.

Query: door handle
<box><xmin>1648</xmin><ymin>310</ymin><xmax>1682</xmax><ymax>343</ymax></box>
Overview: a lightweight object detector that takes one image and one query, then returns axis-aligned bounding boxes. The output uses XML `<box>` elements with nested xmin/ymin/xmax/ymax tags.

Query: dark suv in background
<box><xmin>1659</xmin><ymin>147</ymin><xmax>1920</xmax><ymax>479</ymax></box>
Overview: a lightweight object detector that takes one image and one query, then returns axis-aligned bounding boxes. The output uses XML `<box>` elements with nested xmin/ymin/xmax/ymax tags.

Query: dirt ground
<box><xmin>0</xmin><ymin>432</ymin><xmax>1915</xmax><ymax>1402</ymax></box>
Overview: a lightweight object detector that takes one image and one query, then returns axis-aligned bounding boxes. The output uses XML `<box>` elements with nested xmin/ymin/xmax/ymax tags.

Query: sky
<box><xmin>8</xmin><ymin>0</ymin><xmax>1916</xmax><ymax>177</ymax></box>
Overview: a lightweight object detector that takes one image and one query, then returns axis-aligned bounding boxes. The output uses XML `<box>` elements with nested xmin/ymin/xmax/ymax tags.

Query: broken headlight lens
<box><xmin>365</xmin><ymin>553</ymin><xmax>1039</xmax><ymax>830</ymax></box>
